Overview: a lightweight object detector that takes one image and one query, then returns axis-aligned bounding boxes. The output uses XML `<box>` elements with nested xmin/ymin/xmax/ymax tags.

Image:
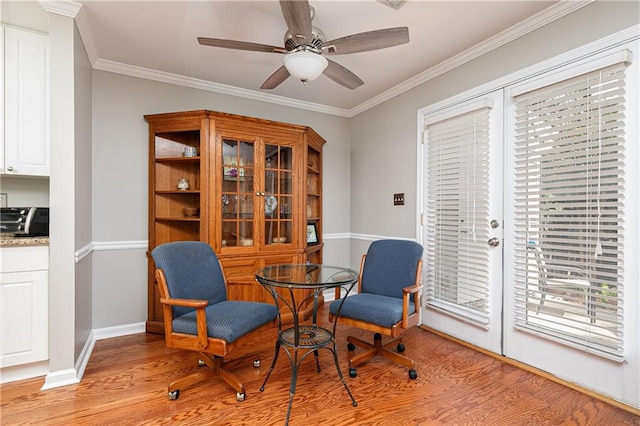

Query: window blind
<box><xmin>513</xmin><ymin>63</ymin><xmax>626</xmax><ymax>360</ymax></box>
<box><xmin>424</xmin><ymin>105</ymin><xmax>491</xmax><ymax>327</ymax></box>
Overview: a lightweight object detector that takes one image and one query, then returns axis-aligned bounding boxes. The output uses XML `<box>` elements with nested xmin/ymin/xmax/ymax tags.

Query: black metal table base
<box><xmin>255</xmin><ymin>265</ymin><xmax>360</xmax><ymax>425</ymax></box>
<box><xmin>259</xmin><ymin>325</ymin><xmax>357</xmax><ymax>425</ymax></box>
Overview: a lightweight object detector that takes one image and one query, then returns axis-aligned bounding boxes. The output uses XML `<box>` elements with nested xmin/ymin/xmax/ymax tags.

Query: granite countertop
<box><xmin>0</xmin><ymin>234</ymin><xmax>50</xmax><ymax>247</ymax></box>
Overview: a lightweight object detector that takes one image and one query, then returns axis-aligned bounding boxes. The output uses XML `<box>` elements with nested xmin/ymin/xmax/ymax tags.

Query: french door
<box><xmin>419</xmin><ymin>38</ymin><xmax>639</xmax><ymax>407</ymax></box>
<box><xmin>419</xmin><ymin>90</ymin><xmax>504</xmax><ymax>354</ymax></box>
<box><xmin>501</xmin><ymin>49</ymin><xmax>634</xmax><ymax>399</ymax></box>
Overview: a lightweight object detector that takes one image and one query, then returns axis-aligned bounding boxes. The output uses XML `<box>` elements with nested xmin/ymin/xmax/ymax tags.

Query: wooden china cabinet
<box><xmin>144</xmin><ymin>110</ymin><xmax>324</xmax><ymax>334</ymax></box>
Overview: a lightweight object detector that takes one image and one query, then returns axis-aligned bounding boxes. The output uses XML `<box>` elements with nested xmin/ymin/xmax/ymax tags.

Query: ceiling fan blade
<box><xmin>198</xmin><ymin>37</ymin><xmax>285</xmax><ymax>53</ymax></box>
<box><xmin>260</xmin><ymin>66</ymin><xmax>291</xmax><ymax>90</ymax></box>
<box><xmin>279</xmin><ymin>0</ymin><xmax>312</xmax><ymax>46</ymax></box>
<box><xmin>323</xmin><ymin>27</ymin><xmax>410</xmax><ymax>55</ymax></box>
<box><xmin>323</xmin><ymin>59</ymin><xmax>364</xmax><ymax>90</ymax></box>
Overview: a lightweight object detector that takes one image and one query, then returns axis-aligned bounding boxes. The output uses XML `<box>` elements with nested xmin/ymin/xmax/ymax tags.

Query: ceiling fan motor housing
<box><xmin>284</xmin><ymin>27</ymin><xmax>325</xmax><ymax>52</ymax></box>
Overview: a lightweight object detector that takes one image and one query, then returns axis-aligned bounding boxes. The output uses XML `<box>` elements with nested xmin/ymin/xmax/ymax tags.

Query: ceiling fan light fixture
<box><xmin>283</xmin><ymin>51</ymin><xmax>328</xmax><ymax>84</ymax></box>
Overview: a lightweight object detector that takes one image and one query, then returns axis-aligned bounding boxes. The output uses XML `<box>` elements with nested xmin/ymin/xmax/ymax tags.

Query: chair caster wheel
<box><xmin>253</xmin><ymin>359</ymin><xmax>261</xmax><ymax>368</ymax></box>
<box><xmin>397</xmin><ymin>343</ymin><xmax>405</xmax><ymax>353</ymax></box>
<box><xmin>408</xmin><ymin>369</ymin><xmax>418</xmax><ymax>380</ymax></box>
<box><xmin>236</xmin><ymin>392</ymin><xmax>245</xmax><ymax>402</ymax></box>
<box><xmin>347</xmin><ymin>342</ymin><xmax>356</xmax><ymax>351</ymax></box>
<box><xmin>349</xmin><ymin>367</ymin><xmax>357</xmax><ymax>378</ymax></box>
<box><xmin>198</xmin><ymin>359</ymin><xmax>205</xmax><ymax>367</ymax></box>
<box><xmin>168</xmin><ymin>390</ymin><xmax>180</xmax><ymax>400</ymax></box>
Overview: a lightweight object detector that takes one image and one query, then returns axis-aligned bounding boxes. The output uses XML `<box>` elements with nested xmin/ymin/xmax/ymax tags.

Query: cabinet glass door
<box><xmin>221</xmin><ymin>138</ymin><xmax>255</xmax><ymax>247</ymax></box>
<box><xmin>264</xmin><ymin>144</ymin><xmax>293</xmax><ymax>246</ymax></box>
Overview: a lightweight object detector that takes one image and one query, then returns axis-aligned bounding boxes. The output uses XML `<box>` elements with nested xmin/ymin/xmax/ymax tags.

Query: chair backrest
<box><xmin>151</xmin><ymin>241</ymin><xmax>227</xmax><ymax>317</ymax></box>
<box><xmin>360</xmin><ymin>239</ymin><xmax>424</xmax><ymax>299</ymax></box>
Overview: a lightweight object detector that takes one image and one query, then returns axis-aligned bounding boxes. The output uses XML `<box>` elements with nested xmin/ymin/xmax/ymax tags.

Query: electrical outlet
<box><xmin>393</xmin><ymin>193</ymin><xmax>405</xmax><ymax>206</ymax></box>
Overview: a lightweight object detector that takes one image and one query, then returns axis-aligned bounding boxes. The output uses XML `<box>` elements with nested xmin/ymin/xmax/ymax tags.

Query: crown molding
<box><xmin>93</xmin><ymin>58</ymin><xmax>351</xmax><ymax>117</ymax></box>
<box><xmin>69</xmin><ymin>0</ymin><xmax>592</xmax><ymax>118</ymax></box>
<box><xmin>39</xmin><ymin>0</ymin><xmax>81</xmax><ymax>18</ymax></box>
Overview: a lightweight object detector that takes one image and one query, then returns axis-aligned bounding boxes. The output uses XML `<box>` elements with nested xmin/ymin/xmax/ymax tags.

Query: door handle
<box><xmin>488</xmin><ymin>237</ymin><xmax>500</xmax><ymax>247</ymax></box>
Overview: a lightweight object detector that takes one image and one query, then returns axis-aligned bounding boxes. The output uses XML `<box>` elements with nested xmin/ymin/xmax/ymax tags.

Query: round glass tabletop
<box><xmin>255</xmin><ymin>264</ymin><xmax>358</xmax><ymax>289</ymax></box>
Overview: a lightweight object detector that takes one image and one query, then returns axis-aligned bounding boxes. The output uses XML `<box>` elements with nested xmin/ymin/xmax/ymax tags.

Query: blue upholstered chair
<box><xmin>151</xmin><ymin>241</ymin><xmax>277</xmax><ymax>401</ymax></box>
<box><xmin>329</xmin><ymin>240</ymin><xmax>423</xmax><ymax>379</ymax></box>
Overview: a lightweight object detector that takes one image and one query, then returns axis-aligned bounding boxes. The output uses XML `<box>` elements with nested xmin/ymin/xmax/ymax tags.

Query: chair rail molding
<box><xmin>75</xmin><ymin>240</ymin><xmax>148</xmax><ymax>263</ymax></box>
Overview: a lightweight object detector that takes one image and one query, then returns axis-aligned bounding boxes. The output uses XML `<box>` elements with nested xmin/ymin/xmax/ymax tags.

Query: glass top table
<box><xmin>254</xmin><ymin>264</ymin><xmax>359</xmax><ymax>425</ymax></box>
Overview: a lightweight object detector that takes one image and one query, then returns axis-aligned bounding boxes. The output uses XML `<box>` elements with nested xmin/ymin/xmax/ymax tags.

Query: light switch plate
<box><xmin>393</xmin><ymin>193</ymin><xmax>405</xmax><ymax>206</ymax></box>
<box><xmin>0</xmin><ymin>193</ymin><xmax>6</xmax><ymax>207</ymax></box>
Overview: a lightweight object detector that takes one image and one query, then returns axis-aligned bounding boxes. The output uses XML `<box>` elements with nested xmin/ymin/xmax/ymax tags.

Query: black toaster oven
<box><xmin>0</xmin><ymin>207</ymin><xmax>50</xmax><ymax>236</ymax></box>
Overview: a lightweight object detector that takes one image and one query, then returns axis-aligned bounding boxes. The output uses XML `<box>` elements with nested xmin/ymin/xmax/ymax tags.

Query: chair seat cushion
<box><xmin>172</xmin><ymin>301</ymin><xmax>277</xmax><ymax>343</ymax></box>
<box><xmin>330</xmin><ymin>294</ymin><xmax>415</xmax><ymax>328</ymax></box>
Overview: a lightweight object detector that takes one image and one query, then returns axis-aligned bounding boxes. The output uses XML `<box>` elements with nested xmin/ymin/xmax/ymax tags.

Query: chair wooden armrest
<box><xmin>401</xmin><ymin>285</ymin><xmax>423</xmax><ymax>328</ymax></box>
<box><xmin>160</xmin><ymin>298</ymin><xmax>208</xmax><ymax>308</ymax></box>
<box><xmin>159</xmin><ymin>297</ymin><xmax>210</xmax><ymax>349</ymax></box>
<box><xmin>402</xmin><ymin>285</ymin><xmax>422</xmax><ymax>294</ymax></box>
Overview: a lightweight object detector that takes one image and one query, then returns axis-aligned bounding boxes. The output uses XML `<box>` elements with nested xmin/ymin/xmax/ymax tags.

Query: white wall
<box><xmin>47</xmin><ymin>9</ymin><xmax>77</xmax><ymax>383</ymax></box>
<box><xmin>90</xmin><ymin>71</ymin><xmax>352</xmax><ymax>328</ymax></box>
<box><xmin>0</xmin><ymin>177</ymin><xmax>49</xmax><ymax>206</ymax></box>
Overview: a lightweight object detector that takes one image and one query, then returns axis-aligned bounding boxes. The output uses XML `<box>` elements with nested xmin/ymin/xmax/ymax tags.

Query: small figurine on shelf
<box><xmin>177</xmin><ymin>178</ymin><xmax>190</xmax><ymax>190</ymax></box>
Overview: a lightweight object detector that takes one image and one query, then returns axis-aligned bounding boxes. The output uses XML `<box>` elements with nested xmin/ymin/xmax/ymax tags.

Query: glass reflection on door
<box><xmin>221</xmin><ymin>138</ymin><xmax>254</xmax><ymax>247</ymax></box>
<box><xmin>265</xmin><ymin>144</ymin><xmax>293</xmax><ymax>246</ymax></box>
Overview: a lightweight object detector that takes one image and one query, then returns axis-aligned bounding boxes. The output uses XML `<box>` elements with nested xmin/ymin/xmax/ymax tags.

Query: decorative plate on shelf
<box><xmin>265</xmin><ymin>195</ymin><xmax>277</xmax><ymax>215</ymax></box>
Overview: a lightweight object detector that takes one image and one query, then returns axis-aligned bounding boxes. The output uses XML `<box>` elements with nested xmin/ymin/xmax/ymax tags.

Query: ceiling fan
<box><xmin>197</xmin><ymin>0</ymin><xmax>410</xmax><ymax>90</ymax></box>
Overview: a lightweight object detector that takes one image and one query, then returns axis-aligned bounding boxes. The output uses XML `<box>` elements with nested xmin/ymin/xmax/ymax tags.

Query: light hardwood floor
<box><xmin>1</xmin><ymin>305</ymin><xmax>638</xmax><ymax>425</ymax></box>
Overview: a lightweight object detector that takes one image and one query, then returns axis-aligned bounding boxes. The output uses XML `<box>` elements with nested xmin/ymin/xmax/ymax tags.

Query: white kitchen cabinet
<box><xmin>2</xmin><ymin>26</ymin><xmax>49</xmax><ymax>176</ymax></box>
<box><xmin>0</xmin><ymin>246</ymin><xmax>49</xmax><ymax>368</ymax></box>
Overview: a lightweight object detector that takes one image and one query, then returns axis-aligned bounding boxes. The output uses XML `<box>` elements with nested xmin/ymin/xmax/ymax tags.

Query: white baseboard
<box><xmin>41</xmin><ymin>368</ymin><xmax>79</xmax><ymax>390</ymax></box>
<box><xmin>73</xmin><ymin>330</ymin><xmax>96</xmax><ymax>383</ymax></box>
<box><xmin>93</xmin><ymin>322</ymin><xmax>146</xmax><ymax>340</ymax></box>
<box><xmin>38</xmin><ymin>322</ymin><xmax>145</xmax><ymax>390</ymax></box>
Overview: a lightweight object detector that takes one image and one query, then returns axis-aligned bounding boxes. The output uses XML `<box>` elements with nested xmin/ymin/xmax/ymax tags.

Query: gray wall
<box><xmin>348</xmin><ymin>0</ymin><xmax>640</xmax><ymax>268</ymax></box>
<box><xmin>73</xmin><ymin>22</ymin><xmax>93</xmax><ymax>361</ymax></box>
<box><xmin>90</xmin><ymin>72</ymin><xmax>352</xmax><ymax>328</ymax></box>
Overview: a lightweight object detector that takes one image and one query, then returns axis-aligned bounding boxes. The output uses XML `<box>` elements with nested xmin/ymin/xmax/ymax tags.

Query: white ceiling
<box><xmin>15</xmin><ymin>1</ymin><xmax>592</xmax><ymax>115</ymax></box>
